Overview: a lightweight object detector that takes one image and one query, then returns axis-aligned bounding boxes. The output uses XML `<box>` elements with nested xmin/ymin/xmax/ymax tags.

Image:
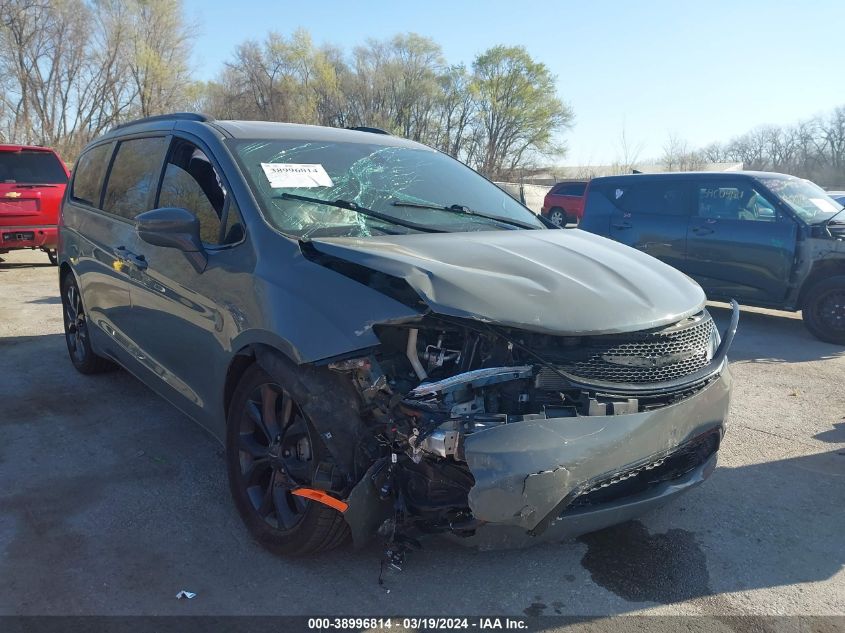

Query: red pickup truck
<box><xmin>0</xmin><ymin>144</ymin><xmax>69</xmax><ymax>265</ymax></box>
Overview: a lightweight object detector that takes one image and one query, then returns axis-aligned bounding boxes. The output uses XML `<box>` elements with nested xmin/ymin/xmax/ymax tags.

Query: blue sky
<box><xmin>183</xmin><ymin>0</ymin><xmax>844</xmax><ymax>165</ymax></box>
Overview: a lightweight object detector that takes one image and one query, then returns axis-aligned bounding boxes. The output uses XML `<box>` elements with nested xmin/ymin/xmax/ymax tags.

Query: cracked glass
<box><xmin>229</xmin><ymin>139</ymin><xmax>543</xmax><ymax>238</ymax></box>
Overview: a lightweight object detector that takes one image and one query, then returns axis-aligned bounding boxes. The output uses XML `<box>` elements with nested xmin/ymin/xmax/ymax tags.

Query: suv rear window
<box><xmin>71</xmin><ymin>143</ymin><xmax>114</xmax><ymax>207</ymax></box>
<box><xmin>0</xmin><ymin>150</ymin><xmax>67</xmax><ymax>185</ymax></box>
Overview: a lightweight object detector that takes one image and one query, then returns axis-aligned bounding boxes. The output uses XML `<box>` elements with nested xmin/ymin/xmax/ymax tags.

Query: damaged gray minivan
<box><xmin>58</xmin><ymin>113</ymin><xmax>737</xmax><ymax>558</ymax></box>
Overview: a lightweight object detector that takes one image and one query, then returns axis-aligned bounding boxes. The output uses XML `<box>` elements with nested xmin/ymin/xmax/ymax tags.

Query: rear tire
<box><xmin>548</xmin><ymin>207</ymin><xmax>566</xmax><ymax>227</ymax></box>
<box><xmin>802</xmin><ymin>275</ymin><xmax>845</xmax><ymax>344</ymax></box>
<box><xmin>46</xmin><ymin>249</ymin><xmax>58</xmax><ymax>266</ymax></box>
<box><xmin>226</xmin><ymin>363</ymin><xmax>349</xmax><ymax>556</ymax></box>
<box><xmin>61</xmin><ymin>274</ymin><xmax>114</xmax><ymax>374</ymax></box>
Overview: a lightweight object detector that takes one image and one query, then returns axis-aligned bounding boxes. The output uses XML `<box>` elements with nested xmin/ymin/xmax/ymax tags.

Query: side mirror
<box><xmin>135</xmin><ymin>207</ymin><xmax>207</xmax><ymax>272</ymax></box>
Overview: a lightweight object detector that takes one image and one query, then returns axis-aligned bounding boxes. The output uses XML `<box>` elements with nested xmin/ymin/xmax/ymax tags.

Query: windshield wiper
<box><xmin>391</xmin><ymin>200</ymin><xmax>538</xmax><ymax>230</ymax></box>
<box><xmin>826</xmin><ymin>208</ymin><xmax>845</xmax><ymax>224</ymax></box>
<box><xmin>276</xmin><ymin>193</ymin><xmax>444</xmax><ymax>234</ymax></box>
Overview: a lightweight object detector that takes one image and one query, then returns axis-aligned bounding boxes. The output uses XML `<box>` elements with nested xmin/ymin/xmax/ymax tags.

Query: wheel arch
<box><xmin>59</xmin><ymin>261</ymin><xmax>74</xmax><ymax>287</ymax></box>
<box><xmin>797</xmin><ymin>260</ymin><xmax>845</xmax><ymax>309</ymax></box>
<box><xmin>222</xmin><ymin>341</ymin><xmax>299</xmax><ymax>420</ymax></box>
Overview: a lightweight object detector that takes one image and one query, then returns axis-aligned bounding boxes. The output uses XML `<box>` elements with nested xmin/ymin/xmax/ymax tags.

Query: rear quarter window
<box><xmin>553</xmin><ymin>182</ymin><xmax>587</xmax><ymax>196</ymax></box>
<box><xmin>71</xmin><ymin>143</ymin><xmax>114</xmax><ymax>207</ymax></box>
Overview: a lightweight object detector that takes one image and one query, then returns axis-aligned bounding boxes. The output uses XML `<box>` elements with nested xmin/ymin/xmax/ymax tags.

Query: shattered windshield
<box><xmin>229</xmin><ymin>139</ymin><xmax>544</xmax><ymax>238</ymax></box>
<box><xmin>757</xmin><ymin>176</ymin><xmax>844</xmax><ymax>224</ymax></box>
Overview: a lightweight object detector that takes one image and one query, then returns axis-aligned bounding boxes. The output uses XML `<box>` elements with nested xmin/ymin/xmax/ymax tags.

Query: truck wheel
<box><xmin>802</xmin><ymin>276</ymin><xmax>845</xmax><ymax>344</ymax></box>
<box><xmin>226</xmin><ymin>363</ymin><xmax>350</xmax><ymax>555</ymax></box>
<box><xmin>61</xmin><ymin>274</ymin><xmax>115</xmax><ymax>374</ymax></box>
<box><xmin>46</xmin><ymin>249</ymin><xmax>58</xmax><ymax>266</ymax></box>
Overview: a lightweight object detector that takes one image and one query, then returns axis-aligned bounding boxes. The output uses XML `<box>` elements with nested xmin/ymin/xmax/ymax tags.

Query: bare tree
<box><xmin>0</xmin><ymin>0</ymin><xmax>194</xmax><ymax>159</ymax></box>
<box><xmin>120</xmin><ymin>0</ymin><xmax>196</xmax><ymax>117</ymax></box>
<box><xmin>661</xmin><ymin>133</ymin><xmax>705</xmax><ymax>171</ymax></box>
<box><xmin>0</xmin><ymin>0</ymin><xmax>132</xmax><ymax>156</ymax></box>
<box><xmin>612</xmin><ymin>123</ymin><xmax>643</xmax><ymax>174</ymax></box>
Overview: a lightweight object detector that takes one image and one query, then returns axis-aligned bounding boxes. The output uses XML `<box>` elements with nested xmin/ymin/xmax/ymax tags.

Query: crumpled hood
<box><xmin>310</xmin><ymin>229</ymin><xmax>706</xmax><ymax>335</ymax></box>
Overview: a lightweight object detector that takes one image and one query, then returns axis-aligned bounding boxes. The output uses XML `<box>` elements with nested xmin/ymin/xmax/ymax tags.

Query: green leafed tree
<box><xmin>470</xmin><ymin>45</ymin><xmax>572</xmax><ymax>179</ymax></box>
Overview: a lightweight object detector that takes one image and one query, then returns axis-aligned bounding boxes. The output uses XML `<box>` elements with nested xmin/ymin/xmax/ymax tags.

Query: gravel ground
<box><xmin>0</xmin><ymin>248</ymin><xmax>843</xmax><ymax>619</ymax></box>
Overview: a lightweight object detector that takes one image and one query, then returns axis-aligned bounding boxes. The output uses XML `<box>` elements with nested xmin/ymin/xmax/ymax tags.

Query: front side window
<box><xmin>697</xmin><ymin>181</ymin><xmax>779</xmax><ymax>222</ymax></box>
<box><xmin>756</xmin><ymin>176</ymin><xmax>844</xmax><ymax>224</ymax></box>
<box><xmin>229</xmin><ymin>139</ymin><xmax>543</xmax><ymax>238</ymax></box>
<box><xmin>0</xmin><ymin>149</ymin><xmax>67</xmax><ymax>185</ymax></box>
<box><xmin>71</xmin><ymin>143</ymin><xmax>113</xmax><ymax>207</ymax></box>
<box><xmin>102</xmin><ymin>137</ymin><xmax>168</xmax><ymax>220</ymax></box>
<box><xmin>158</xmin><ymin>139</ymin><xmax>231</xmax><ymax>245</ymax></box>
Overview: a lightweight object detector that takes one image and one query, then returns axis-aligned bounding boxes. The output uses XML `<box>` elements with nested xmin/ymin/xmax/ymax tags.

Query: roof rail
<box><xmin>110</xmin><ymin>112</ymin><xmax>215</xmax><ymax>132</ymax></box>
<box><xmin>345</xmin><ymin>126</ymin><xmax>391</xmax><ymax>135</ymax></box>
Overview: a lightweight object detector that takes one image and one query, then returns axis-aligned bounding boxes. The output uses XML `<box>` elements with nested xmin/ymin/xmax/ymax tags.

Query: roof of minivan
<box><xmin>100</xmin><ymin>113</ymin><xmax>426</xmax><ymax>150</ymax></box>
<box><xmin>212</xmin><ymin>120</ymin><xmax>424</xmax><ymax>148</ymax></box>
<box><xmin>590</xmin><ymin>171</ymin><xmax>795</xmax><ymax>183</ymax></box>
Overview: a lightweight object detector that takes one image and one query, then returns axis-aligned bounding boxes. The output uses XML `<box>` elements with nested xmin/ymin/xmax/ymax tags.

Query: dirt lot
<box><xmin>1</xmin><ymin>248</ymin><xmax>843</xmax><ymax>618</ymax></box>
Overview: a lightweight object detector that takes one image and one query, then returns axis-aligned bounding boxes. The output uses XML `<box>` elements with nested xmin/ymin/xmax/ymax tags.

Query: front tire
<box><xmin>802</xmin><ymin>275</ymin><xmax>845</xmax><ymax>344</ymax></box>
<box><xmin>46</xmin><ymin>249</ymin><xmax>58</xmax><ymax>266</ymax></box>
<box><xmin>61</xmin><ymin>274</ymin><xmax>114</xmax><ymax>374</ymax></box>
<box><xmin>226</xmin><ymin>363</ymin><xmax>349</xmax><ymax>555</ymax></box>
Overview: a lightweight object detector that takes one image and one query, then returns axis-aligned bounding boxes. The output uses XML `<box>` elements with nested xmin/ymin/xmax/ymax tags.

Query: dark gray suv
<box><xmin>59</xmin><ymin>113</ymin><xmax>737</xmax><ymax>557</ymax></box>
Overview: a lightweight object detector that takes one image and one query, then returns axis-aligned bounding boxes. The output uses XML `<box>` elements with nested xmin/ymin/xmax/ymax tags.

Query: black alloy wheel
<box><xmin>61</xmin><ymin>274</ymin><xmax>113</xmax><ymax>374</ymax></box>
<box><xmin>226</xmin><ymin>364</ymin><xmax>349</xmax><ymax>555</ymax></box>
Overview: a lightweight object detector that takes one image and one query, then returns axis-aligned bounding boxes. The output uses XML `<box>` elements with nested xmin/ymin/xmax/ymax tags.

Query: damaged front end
<box><xmin>327</xmin><ymin>301</ymin><xmax>738</xmax><ymax>555</ymax></box>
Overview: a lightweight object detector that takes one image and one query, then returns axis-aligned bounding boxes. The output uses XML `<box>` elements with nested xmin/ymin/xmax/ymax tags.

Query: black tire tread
<box><xmin>802</xmin><ymin>275</ymin><xmax>845</xmax><ymax>345</ymax></box>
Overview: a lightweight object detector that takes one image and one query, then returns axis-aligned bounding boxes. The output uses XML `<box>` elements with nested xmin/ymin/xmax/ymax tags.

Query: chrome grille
<box><xmin>536</xmin><ymin>311</ymin><xmax>715</xmax><ymax>386</ymax></box>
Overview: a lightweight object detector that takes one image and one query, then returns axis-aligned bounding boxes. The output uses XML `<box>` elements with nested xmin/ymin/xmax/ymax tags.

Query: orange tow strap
<box><xmin>291</xmin><ymin>488</ymin><xmax>349</xmax><ymax>513</ymax></box>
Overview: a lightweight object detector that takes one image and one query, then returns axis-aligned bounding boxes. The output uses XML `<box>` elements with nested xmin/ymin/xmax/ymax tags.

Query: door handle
<box><xmin>692</xmin><ymin>227</ymin><xmax>714</xmax><ymax>235</ymax></box>
<box><xmin>115</xmin><ymin>246</ymin><xmax>148</xmax><ymax>270</ymax></box>
<box><xmin>612</xmin><ymin>222</ymin><xmax>632</xmax><ymax>230</ymax></box>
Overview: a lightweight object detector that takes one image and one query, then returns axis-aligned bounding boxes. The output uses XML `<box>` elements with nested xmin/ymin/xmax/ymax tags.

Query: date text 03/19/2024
<box><xmin>306</xmin><ymin>617</ymin><xmax>529</xmax><ymax>630</ymax></box>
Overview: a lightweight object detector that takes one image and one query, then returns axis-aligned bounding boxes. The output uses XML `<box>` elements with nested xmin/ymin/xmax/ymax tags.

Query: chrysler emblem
<box><xmin>5</xmin><ymin>191</ymin><xmax>21</xmax><ymax>198</ymax></box>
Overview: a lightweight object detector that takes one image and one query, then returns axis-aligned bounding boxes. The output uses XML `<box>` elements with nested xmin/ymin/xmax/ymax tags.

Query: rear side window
<box><xmin>554</xmin><ymin>182</ymin><xmax>586</xmax><ymax>196</ymax></box>
<box><xmin>0</xmin><ymin>150</ymin><xmax>67</xmax><ymax>185</ymax></box>
<box><xmin>71</xmin><ymin>143</ymin><xmax>113</xmax><ymax>207</ymax></box>
<box><xmin>102</xmin><ymin>137</ymin><xmax>168</xmax><ymax>220</ymax></box>
<box><xmin>611</xmin><ymin>181</ymin><xmax>689</xmax><ymax>216</ymax></box>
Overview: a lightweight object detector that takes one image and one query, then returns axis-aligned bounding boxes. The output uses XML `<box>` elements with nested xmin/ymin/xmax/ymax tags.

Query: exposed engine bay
<box><xmin>321</xmin><ymin>307</ymin><xmax>735</xmax><ymax>566</ymax></box>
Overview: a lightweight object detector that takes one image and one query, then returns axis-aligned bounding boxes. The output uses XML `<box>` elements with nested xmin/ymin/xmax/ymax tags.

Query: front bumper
<box><xmin>456</xmin><ymin>450</ymin><xmax>718</xmax><ymax>549</ymax></box>
<box><xmin>0</xmin><ymin>225</ymin><xmax>57</xmax><ymax>251</ymax></box>
<box><xmin>461</xmin><ymin>365</ymin><xmax>732</xmax><ymax>537</ymax></box>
